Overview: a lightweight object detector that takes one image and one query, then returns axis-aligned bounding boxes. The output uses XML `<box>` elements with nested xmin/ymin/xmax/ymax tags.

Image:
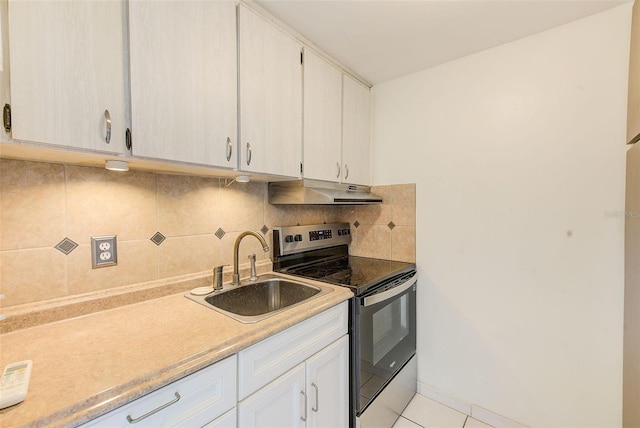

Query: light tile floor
<box><xmin>393</xmin><ymin>394</ymin><xmax>494</xmax><ymax>428</ymax></box>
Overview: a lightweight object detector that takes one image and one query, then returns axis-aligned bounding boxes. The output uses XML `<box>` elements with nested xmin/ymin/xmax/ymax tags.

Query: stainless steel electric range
<box><xmin>272</xmin><ymin>223</ymin><xmax>417</xmax><ymax>428</ymax></box>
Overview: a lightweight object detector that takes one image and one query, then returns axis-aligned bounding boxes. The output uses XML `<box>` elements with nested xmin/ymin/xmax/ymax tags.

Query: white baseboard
<box><xmin>417</xmin><ymin>381</ymin><xmax>528</xmax><ymax>428</ymax></box>
<box><xmin>470</xmin><ymin>405</ymin><xmax>528</xmax><ymax>428</ymax></box>
<box><xmin>417</xmin><ymin>381</ymin><xmax>472</xmax><ymax>415</ymax></box>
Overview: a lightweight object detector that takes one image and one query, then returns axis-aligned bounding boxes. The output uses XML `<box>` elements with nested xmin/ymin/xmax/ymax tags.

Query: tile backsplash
<box><xmin>0</xmin><ymin>159</ymin><xmax>415</xmax><ymax>307</ymax></box>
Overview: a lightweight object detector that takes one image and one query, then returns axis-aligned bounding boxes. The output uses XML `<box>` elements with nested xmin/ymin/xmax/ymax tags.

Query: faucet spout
<box><xmin>233</xmin><ymin>231</ymin><xmax>269</xmax><ymax>285</ymax></box>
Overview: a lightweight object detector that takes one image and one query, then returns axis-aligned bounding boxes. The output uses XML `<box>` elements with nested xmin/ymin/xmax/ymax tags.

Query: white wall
<box><xmin>371</xmin><ymin>5</ymin><xmax>632</xmax><ymax>427</ymax></box>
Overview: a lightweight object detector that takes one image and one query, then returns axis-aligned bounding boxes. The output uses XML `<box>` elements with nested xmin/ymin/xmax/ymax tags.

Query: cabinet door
<box><xmin>8</xmin><ymin>0</ymin><xmax>125</xmax><ymax>153</ymax></box>
<box><xmin>238</xmin><ymin>4</ymin><xmax>302</xmax><ymax>178</ymax></box>
<box><xmin>1</xmin><ymin>0</ymin><xmax>9</xmax><ymax>144</ymax></box>
<box><xmin>238</xmin><ymin>363</ymin><xmax>306</xmax><ymax>428</ymax></box>
<box><xmin>342</xmin><ymin>75</ymin><xmax>371</xmax><ymax>185</ymax></box>
<box><xmin>128</xmin><ymin>0</ymin><xmax>237</xmax><ymax>167</ymax></box>
<box><xmin>302</xmin><ymin>48</ymin><xmax>342</xmax><ymax>182</ymax></box>
<box><xmin>306</xmin><ymin>335</ymin><xmax>349</xmax><ymax>428</ymax></box>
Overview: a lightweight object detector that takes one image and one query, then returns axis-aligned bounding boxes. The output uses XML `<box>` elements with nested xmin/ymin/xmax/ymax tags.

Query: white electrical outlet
<box><xmin>91</xmin><ymin>236</ymin><xmax>117</xmax><ymax>268</ymax></box>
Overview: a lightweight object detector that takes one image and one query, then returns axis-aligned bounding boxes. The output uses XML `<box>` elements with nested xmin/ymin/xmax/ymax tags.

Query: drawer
<box><xmin>81</xmin><ymin>355</ymin><xmax>236</xmax><ymax>427</ymax></box>
<box><xmin>237</xmin><ymin>301</ymin><xmax>348</xmax><ymax>400</ymax></box>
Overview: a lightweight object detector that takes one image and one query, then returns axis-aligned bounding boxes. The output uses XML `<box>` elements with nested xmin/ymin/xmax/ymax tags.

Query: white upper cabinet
<box><xmin>342</xmin><ymin>75</ymin><xmax>372</xmax><ymax>186</ymax></box>
<box><xmin>302</xmin><ymin>49</ymin><xmax>343</xmax><ymax>182</ymax></box>
<box><xmin>238</xmin><ymin>4</ymin><xmax>302</xmax><ymax>178</ymax></box>
<box><xmin>128</xmin><ymin>0</ymin><xmax>237</xmax><ymax>167</ymax></box>
<box><xmin>1</xmin><ymin>0</ymin><xmax>10</xmax><ymax>144</ymax></box>
<box><xmin>7</xmin><ymin>0</ymin><xmax>126</xmax><ymax>153</ymax></box>
<box><xmin>302</xmin><ymin>50</ymin><xmax>372</xmax><ymax>186</ymax></box>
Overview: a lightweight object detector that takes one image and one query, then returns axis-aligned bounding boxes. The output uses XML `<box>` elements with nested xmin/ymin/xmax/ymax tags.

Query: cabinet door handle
<box><xmin>104</xmin><ymin>109</ymin><xmax>111</xmax><ymax>144</ymax></box>
<box><xmin>226</xmin><ymin>137</ymin><xmax>232</xmax><ymax>161</ymax></box>
<box><xmin>3</xmin><ymin>104</ymin><xmax>11</xmax><ymax>132</ymax></box>
<box><xmin>336</xmin><ymin>162</ymin><xmax>341</xmax><ymax>178</ymax></box>
<box><xmin>344</xmin><ymin>164</ymin><xmax>349</xmax><ymax>180</ymax></box>
<box><xmin>126</xmin><ymin>392</ymin><xmax>181</xmax><ymax>424</ymax></box>
<box><xmin>311</xmin><ymin>382</ymin><xmax>319</xmax><ymax>412</ymax></box>
<box><xmin>125</xmin><ymin>128</ymin><xmax>132</xmax><ymax>151</ymax></box>
<box><xmin>246</xmin><ymin>142</ymin><xmax>252</xmax><ymax>166</ymax></box>
<box><xmin>300</xmin><ymin>390</ymin><xmax>307</xmax><ymax>422</ymax></box>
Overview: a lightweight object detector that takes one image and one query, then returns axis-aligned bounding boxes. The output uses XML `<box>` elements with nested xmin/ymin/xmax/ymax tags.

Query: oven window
<box><xmin>372</xmin><ymin>293</ymin><xmax>409</xmax><ymax>365</ymax></box>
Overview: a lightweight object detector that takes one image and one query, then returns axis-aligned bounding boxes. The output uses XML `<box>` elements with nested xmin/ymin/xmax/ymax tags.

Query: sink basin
<box><xmin>185</xmin><ymin>274</ymin><xmax>333</xmax><ymax>323</ymax></box>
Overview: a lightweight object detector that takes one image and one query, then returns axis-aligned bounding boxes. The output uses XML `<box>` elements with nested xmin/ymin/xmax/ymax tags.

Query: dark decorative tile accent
<box><xmin>54</xmin><ymin>238</ymin><xmax>78</xmax><ymax>255</ymax></box>
<box><xmin>150</xmin><ymin>232</ymin><xmax>166</xmax><ymax>246</ymax></box>
<box><xmin>261</xmin><ymin>225</ymin><xmax>269</xmax><ymax>235</ymax></box>
<box><xmin>353</xmin><ymin>220</ymin><xmax>360</xmax><ymax>228</ymax></box>
<box><xmin>215</xmin><ymin>228</ymin><xmax>226</xmax><ymax>240</ymax></box>
<box><xmin>387</xmin><ymin>221</ymin><xmax>396</xmax><ymax>230</ymax></box>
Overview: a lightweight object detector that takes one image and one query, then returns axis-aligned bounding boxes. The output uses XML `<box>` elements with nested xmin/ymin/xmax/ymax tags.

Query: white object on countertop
<box><xmin>190</xmin><ymin>287</ymin><xmax>214</xmax><ymax>296</ymax></box>
<box><xmin>0</xmin><ymin>360</ymin><xmax>32</xmax><ymax>410</ymax></box>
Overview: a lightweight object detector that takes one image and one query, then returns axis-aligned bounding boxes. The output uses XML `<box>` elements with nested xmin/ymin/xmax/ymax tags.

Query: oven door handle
<box><xmin>362</xmin><ymin>275</ymin><xmax>417</xmax><ymax>307</ymax></box>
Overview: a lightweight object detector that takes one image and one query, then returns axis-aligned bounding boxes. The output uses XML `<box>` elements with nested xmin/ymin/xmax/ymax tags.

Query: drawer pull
<box><xmin>126</xmin><ymin>392</ymin><xmax>181</xmax><ymax>424</ymax></box>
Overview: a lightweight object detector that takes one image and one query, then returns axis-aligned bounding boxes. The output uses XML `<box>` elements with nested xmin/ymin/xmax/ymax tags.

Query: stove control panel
<box><xmin>309</xmin><ymin>229</ymin><xmax>331</xmax><ymax>241</ymax></box>
<box><xmin>273</xmin><ymin>223</ymin><xmax>352</xmax><ymax>257</ymax></box>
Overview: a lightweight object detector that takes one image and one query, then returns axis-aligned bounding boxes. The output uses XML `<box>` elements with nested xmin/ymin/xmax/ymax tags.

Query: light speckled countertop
<box><xmin>0</xmin><ymin>272</ymin><xmax>352</xmax><ymax>428</ymax></box>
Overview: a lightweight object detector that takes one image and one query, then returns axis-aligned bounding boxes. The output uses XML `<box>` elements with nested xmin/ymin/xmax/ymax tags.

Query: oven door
<box><xmin>354</xmin><ymin>271</ymin><xmax>417</xmax><ymax>415</ymax></box>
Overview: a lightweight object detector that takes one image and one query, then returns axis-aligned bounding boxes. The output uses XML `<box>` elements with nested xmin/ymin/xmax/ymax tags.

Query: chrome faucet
<box><xmin>233</xmin><ymin>231</ymin><xmax>269</xmax><ymax>285</ymax></box>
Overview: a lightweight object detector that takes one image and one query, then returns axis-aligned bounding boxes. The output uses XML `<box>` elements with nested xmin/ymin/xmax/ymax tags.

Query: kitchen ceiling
<box><xmin>255</xmin><ymin>0</ymin><xmax>631</xmax><ymax>85</ymax></box>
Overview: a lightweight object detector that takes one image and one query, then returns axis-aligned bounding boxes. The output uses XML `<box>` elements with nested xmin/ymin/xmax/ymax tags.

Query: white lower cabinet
<box><xmin>306</xmin><ymin>335</ymin><xmax>350</xmax><ymax>428</ymax></box>
<box><xmin>80</xmin><ymin>356</ymin><xmax>236</xmax><ymax>427</ymax></box>
<box><xmin>238</xmin><ymin>362</ymin><xmax>307</xmax><ymax>427</ymax></box>
<box><xmin>238</xmin><ymin>336</ymin><xmax>349</xmax><ymax>428</ymax></box>
<box><xmin>237</xmin><ymin>302</ymin><xmax>349</xmax><ymax>428</ymax></box>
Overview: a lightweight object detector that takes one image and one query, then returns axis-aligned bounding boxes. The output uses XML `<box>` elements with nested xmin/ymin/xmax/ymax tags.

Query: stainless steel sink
<box><xmin>185</xmin><ymin>274</ymin><xmax>333</xmax><ymax>323</ymax></box>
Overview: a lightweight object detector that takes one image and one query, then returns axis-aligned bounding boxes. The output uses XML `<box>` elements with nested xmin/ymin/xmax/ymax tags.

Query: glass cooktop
<box><xmin>281</xmin><ymin>255</ymin><xmax>415</xmax><ymax>294</ymax></box>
